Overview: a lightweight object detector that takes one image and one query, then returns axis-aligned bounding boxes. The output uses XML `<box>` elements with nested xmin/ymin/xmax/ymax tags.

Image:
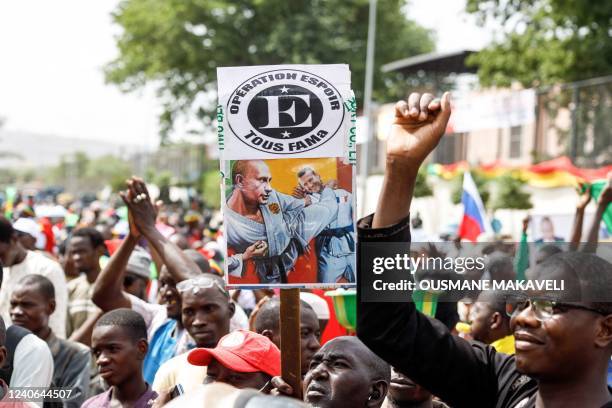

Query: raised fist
<box><xmin>386</xmin><ymin>92</ymin><xmax>451</xmax><ymax>169</ymax></box>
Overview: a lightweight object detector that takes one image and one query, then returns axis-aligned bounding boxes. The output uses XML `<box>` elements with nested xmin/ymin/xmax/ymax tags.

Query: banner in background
<box><xmin>448</xmin><ymin>88</ymin><xmax>536</xmax><ymax>133</ymax></box>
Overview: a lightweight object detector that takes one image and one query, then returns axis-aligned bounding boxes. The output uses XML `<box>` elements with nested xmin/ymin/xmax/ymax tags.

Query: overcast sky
<box><xmin>0</xmin><ymin>0</ymin><xmax>491</xmax><ymax>148</ymax></box>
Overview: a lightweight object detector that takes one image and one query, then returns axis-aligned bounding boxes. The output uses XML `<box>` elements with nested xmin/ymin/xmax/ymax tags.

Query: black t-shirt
<box><xmin>356</xmin><ymin>214</ymin><xmax>611</xmax><ymax>408</ymax></box>
<box><xmin>517</xmin><ymin>394</ymin><xmax>612</xmax><ymax>408</ymax></box>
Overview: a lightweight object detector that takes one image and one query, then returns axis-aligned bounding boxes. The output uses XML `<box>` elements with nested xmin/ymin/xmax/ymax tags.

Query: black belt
<box><xmin>318</xmin><ymin>225</ymin><xmax>355</xmax><ymax>252</ymax></box>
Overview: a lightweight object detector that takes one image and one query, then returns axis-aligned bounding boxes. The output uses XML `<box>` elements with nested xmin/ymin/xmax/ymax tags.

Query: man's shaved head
<box><xmin>304</xmin><ymin>336</ymin><xmax>390</xmax><ymax>408</ymax></box>
<box><xmin>333</xmin><ymin>336</ymin><xmax>391</xmax><ymax>383</ymax></box>
<box><xmin>254</xmin><ymin>298</ymin><xmax>314</xmax><ymax>332</ymax></box>
<box><xmin>17</xmin><ymin>274</ymin><xmax>55</xmax><ymax>301</ymax></box>
<box><xmin>254</xmin><ymin>297</ymin><xmax>321</xmax><ymax>376</ymax></box>
<box><xmin>470</xmin><ymin>290</ymin><xmax>512</xmax><ymax>344</ymax></box>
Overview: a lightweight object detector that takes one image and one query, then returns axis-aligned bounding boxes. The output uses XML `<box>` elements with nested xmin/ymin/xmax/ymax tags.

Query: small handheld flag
<box><xmin>458</xmin><ymin>171</ymin><xmax>493</xmax><ymax>242</ymax></box>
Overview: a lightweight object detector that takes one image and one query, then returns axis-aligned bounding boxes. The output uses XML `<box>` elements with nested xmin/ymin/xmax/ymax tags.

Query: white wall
<box><xmin>358</xmin><ymin>175</ymin><xmax>597</xmax><ymax>241</ymax></box>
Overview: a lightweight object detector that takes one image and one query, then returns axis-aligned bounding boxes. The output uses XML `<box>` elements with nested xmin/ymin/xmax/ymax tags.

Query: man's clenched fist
<box><xmin>386</xmin><ymin>92</ymin><xmax>451</xmax><ymax>169</ymax></box>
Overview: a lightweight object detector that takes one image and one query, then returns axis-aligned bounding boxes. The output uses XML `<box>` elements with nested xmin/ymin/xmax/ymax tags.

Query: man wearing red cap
<box><xmin>157</xmin><ymin>330</ymin><xmax>280</xmax><ymax>404</ymax></box>
<box><xmin>189</xmin><ymin>329</ymin><xmax>280</xmax><ymax>391</ymax></box>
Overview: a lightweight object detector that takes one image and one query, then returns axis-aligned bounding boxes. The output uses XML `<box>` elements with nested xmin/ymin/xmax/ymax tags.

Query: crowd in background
<box><xmin>0</xmin><ymin>93</ymin><xmax>610</xmax><ymax>408</ymax></box>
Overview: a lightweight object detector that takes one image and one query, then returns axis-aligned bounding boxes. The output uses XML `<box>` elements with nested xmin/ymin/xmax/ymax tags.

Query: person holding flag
<box><xmin>584</xmin><ymin>174</ymin><xmax>612</xmax><ymax>253</ymax></box>
<box><xmin>589</xmin><ymin>173</ymin><xmax>612</xmax><ymax>233</ymax></box>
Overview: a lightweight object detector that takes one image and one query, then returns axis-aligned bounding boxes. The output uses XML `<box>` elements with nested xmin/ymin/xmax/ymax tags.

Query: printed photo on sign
<box><xmin>222</xmin><ymin>157</ymin><xmax>356</xmax><ymax>287</ymax></box>
<box><xmin>217</xmin><ymin>64</ymin><xmax>352</xmax><ymax>160</ymax></box>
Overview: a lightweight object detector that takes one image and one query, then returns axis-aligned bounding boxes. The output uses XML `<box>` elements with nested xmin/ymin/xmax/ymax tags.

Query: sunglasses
<box><xmin>176</xmin><ymin>276</ymin><xmax>229</xmax><ymax>297</ymax></box>
<box><xmin>505</xmin><ymin>294</ymin><xmax>608</xmax><ymax>322</ymax></box>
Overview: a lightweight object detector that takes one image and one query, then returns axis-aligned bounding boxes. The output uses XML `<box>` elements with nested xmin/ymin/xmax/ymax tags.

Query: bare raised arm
<box><xmin>91</xmin><ymin>232</ymin><xmax>137</xmax><ymax>311</ymax></box>
<box><xmin>122</xmin><ymin>177</ymin><xmax>201</xmax><ymax>282</ymax></box>
<box><xmin>583</xmin><ymin>176</ymin><xmax>612</xmax><ymax>253</ymax></box>
<box><xmin>68</xmin><ymin>309</ymin><xmax>104</xmax><ymax>346</ymax></box>
<box><xmin>569</xmin><ymin>183</ymin><xmax>591</xmax><ymax>251</ymax></box>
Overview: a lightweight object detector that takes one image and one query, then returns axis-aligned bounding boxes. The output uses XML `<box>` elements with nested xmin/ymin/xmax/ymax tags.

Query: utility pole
<box><xmin>359</xmin><ymin>0</ymin><xmax>377</xmax><ymax>216</ymax></box>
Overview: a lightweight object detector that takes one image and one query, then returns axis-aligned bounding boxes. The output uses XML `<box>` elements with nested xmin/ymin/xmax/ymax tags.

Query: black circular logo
<box><xmin>226</xmin><ymin>69</ymin><xmax>345</xmax><ymax>155</ymax></box>
<box><xmin>246</xmin><ymin>85</ymin><xmax>324</xmax><ymax>139</ymax></box>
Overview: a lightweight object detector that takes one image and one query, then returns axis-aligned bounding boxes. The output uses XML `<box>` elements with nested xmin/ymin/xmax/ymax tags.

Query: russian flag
<box><xmin>458</xmin><ymin>171</ymin><xmax>493</xmax><ymax>242</ymax></box>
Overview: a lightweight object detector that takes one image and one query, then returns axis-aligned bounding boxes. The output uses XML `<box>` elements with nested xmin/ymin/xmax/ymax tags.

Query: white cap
<box><xmin>299</xmin><ymin>292</ymin><xmax>330</xmax><ymax>320</ymax></box>
<box><xmin>13</xmin><ymin>218</ymin><xmax>46</xmax><ymax>249</ymax></box>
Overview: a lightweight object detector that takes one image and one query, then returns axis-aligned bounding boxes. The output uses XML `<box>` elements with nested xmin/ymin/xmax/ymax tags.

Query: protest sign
<box><xmin>217</xmin><ymin>65</ymin><xmax>357</xmax><ymax>393</ymax></box>
<box><xmin>217</xmin><ymin>64</ymin><xmax>357</xmax><ymax>289</ymax></box>
<box><xmin>217</xmin><ymin>64</ymin><xmax>353</xmax><ymax>160</ymax></box>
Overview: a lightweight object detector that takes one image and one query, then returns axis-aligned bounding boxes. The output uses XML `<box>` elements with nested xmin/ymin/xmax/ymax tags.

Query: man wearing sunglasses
<box><xmin>152</xmin><ymin>273</ymin><xmax>235</xmax><ymax>402</ymax></box>
<box><xmin>356</xmin><ymin>92</ymin><xmax>612</xmax><ymax>407</ymax></box>
<box><xmin>93</xmin><ymin>178</ymin><xmax>243</xmax><ymax>391</ymax></box>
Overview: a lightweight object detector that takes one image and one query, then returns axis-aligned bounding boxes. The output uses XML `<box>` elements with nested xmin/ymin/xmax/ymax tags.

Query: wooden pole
<box><xmin>280</xmin><ymin>288</ymin><xmax>302</xmax><ymax>399</ymax></box>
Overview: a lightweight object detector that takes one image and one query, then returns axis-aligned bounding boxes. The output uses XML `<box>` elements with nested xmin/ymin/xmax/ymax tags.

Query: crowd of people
<box><xmin>0</xmin><ymin>91</ymin><xmax>610</xmax><ymax>407</ymax></box>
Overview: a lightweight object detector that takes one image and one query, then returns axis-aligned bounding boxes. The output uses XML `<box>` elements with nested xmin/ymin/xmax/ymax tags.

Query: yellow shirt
<box><xmin>491</xmin><ymin>334</ymin><xmax>515</xmax><ymax>355</ymax></box>
<box><xmin>152</xmin><ymin>352</ymin><xmax>207</xmax><ymax>394</ymax></box>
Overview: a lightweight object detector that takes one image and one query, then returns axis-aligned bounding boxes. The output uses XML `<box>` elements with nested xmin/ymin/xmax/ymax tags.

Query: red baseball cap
<box><xmin>187</xmin><ymin>330</ymin><xmax>281</xmax><ymax>377</ymax></box>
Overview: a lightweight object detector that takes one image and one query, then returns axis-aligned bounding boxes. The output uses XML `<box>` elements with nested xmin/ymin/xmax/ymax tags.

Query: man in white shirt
<box><xmin>4</xmin><ymin>324</ymin><xmax>54</xmax><ymax>388</ymax></box>
<box><xmin>0</xmin><ymin>308</ymin><xmax>54</xmax><ymax>408</ymax></box>
<box><xmin>0</xmin><ymin>217</ymin><xmax>67</xmax><ymax>338</ymax></box>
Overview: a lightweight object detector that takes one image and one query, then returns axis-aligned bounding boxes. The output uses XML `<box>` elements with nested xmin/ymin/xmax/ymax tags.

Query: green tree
<box><xmin>466</xmin><ymin>0</ymin><xmax>612</xmax><ymax>88</ymax></box>
<box><xmin>413</xmin><ymin>168</ymin><xmax>433</xmax><ymax>198</ymax></box>
<box><xmin>467</xmin><ymin>1</ymin><xmax>612</xmax><ymax>167</ymax></box>
<box><xmin>153</xmin><ymin>171</ymin><xmax>174</xmax><ymax>203</ymax></box>
<box><xmin>44</xmin><ymin>153</ymin><xmax>133</xmax><ymax>193</ymax></box>
<box><xmin>85</xmin><ymin>155</ymin><xmax>133</xmax><ymax>192</ymax></box>
<box><xmin>491</xmin><ymin>174</ymin><xmax>532</xmax><ymax>210</ymax></box>
<box><xmin>106</xmin><ymin>0</ymin><xmax>433</xmax><ymax>142</ymax></box>
<box><xmin>47</xmin><ymin>152</ymin><xmax>90</xmax><ymax>190</ymax></box>
<box><xmin>451</xmin><ymin>172</ymin><xmax>490</xmax><ymax>206</ymax></box>
<box><xmin>201</xmin><ymin>169</ymin><xmax>221</xmax><ymax>209</ymax></box>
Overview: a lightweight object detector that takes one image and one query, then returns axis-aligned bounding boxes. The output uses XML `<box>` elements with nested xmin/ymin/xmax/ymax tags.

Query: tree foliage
<box><xmin>106</xmin><ymin>0</ymin><xmax>434</xmax><ymax>142</ymax></box>
<box><xmin>466</xmin><ymin>0</ymin><xmax>612</xmax><ymax>88</ymax></box>
<box><xmin>491</xmin><ymin>174</ymin><xmax>532</xmax><ymax>210</ymax></box>
<box><xmin>201</xmin><ymin>169</ymin><xmax>221</xmax><ymax>209</ymax></box>
<box><xmin>86</xmin><ymin>155</ymin><xmax>133</xmax><ymax>192</ymax></box>
<box><xmin>414</xmin><ymin>168</ymin><xmax>433</xmax><ymax>198</ymax></box>
<box><xmin>47</xmin><ymin>152</ymin><xmax>133</xmax><ymax>193</ymax></box>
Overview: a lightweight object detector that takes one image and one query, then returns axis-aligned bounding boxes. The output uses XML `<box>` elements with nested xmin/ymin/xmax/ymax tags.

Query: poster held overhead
<box><xmin>217</xmin><ymin>64</ymin><xmax>357</xmax><ymax>398</ymax></box>
<box><xmin>217</xmin><ymin>64</ymin><xmax>357</xmax><ymax>289</ymax></box>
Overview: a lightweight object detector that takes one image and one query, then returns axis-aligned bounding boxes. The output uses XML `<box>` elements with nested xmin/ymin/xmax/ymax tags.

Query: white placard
<box><xmin>448</xmin><ymin>88</ymin><xmax>536</xmax><ymax>133</ymax></box>
<box><xmin>217</xmin><ymin>64</ymin><xmax>352</xmax><ymax>159</ymax></box>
